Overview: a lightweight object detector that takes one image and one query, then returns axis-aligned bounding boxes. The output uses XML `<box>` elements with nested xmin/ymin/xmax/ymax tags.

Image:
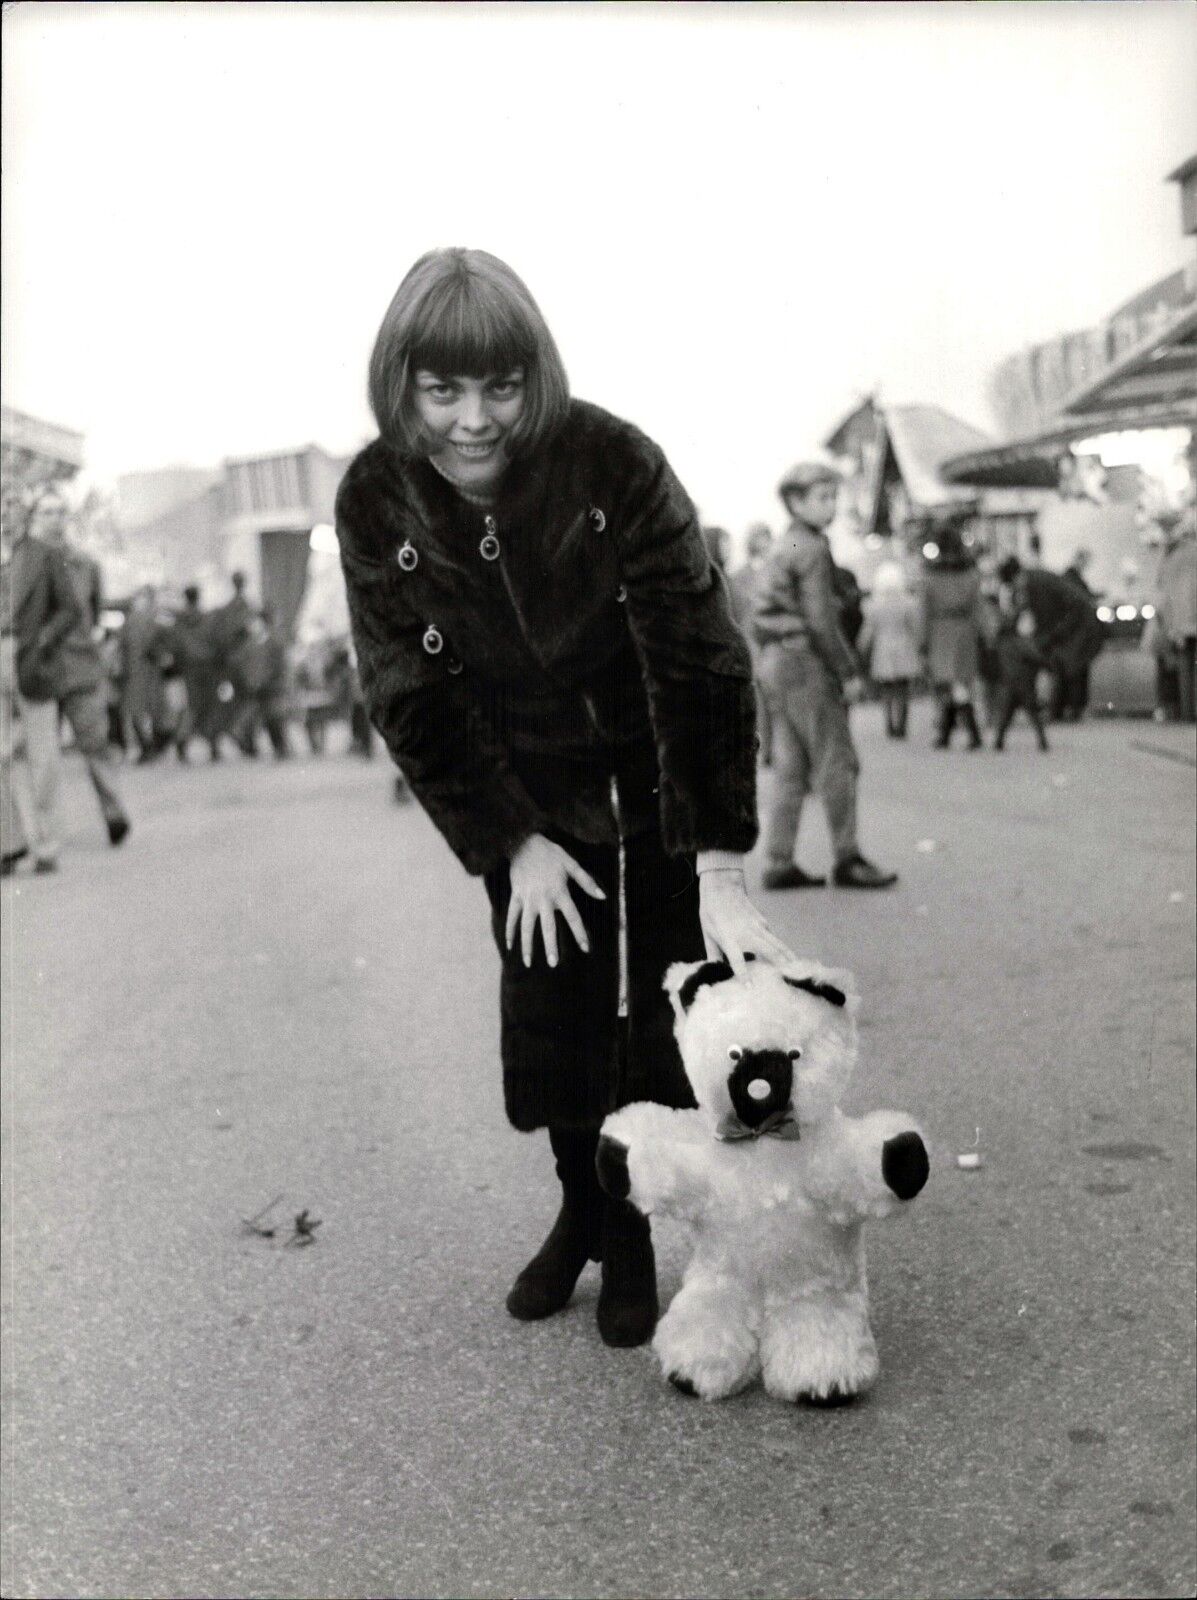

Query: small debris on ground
<box><xmin>286</xmin><ymin>1208</ymin><xmax>323</xmax><ymax>1247</ymax></box>
<box><xmin>240</xmin><ymin>1194</ymin><xmax>283</xmax><ymax>1238</ymax></box>
<box><xmin>916</xmin><ymin>839</ymin><xmax>937</xmax><ymax>853</ymax></box>
<box><xmin>957</xmin><ymin>1126</ymin><xmax>984</xmax><ymax>1169</ymax></box>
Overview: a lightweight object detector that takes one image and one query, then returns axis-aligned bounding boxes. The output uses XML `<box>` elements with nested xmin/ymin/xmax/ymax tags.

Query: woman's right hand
<box><xmin>506</xmin><ymin>833</ymin><xmax>607</xmax><ymax>969</ymax></box>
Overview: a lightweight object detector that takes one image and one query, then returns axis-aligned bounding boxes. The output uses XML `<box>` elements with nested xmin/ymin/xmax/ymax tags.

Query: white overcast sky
<box><xmin>3</xmin><ymin>0</ymin><xmax>1195</xmax><ymax>531</ymax></box>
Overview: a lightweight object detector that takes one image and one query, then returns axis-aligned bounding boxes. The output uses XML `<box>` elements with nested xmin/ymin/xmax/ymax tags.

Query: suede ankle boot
<box><xmin>596</xmin><ymin>1196</ymin><xmax>659</xmax><ymax>1347</ymax></box>
<box><xmin>506</xmin><ymin>1127</ymin><xmax>601</xmax><ymax>1321</ymax></box>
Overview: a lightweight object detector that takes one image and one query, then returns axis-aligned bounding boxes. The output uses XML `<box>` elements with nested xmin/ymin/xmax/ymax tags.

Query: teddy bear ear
<box><xmin>779</xmin><ymin>959</ymin><xmax>859</xmax><ymax>1012</ymax></box>
<box><xmin>665</xmin><ymin>957</ymin><xmax>736</xmax><ymax>1011</ymax></box>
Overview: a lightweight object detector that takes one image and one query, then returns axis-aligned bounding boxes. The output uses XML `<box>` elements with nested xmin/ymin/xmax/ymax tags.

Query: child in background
<box><xmin>858</xmin><ymin>561</ymin><xmax>920</xmax><ymax>739</ymax></box>
<box><xmin>992</xmin><ymin>609</ymin><xmax>1050</xmax><ymax>752</ymax></box>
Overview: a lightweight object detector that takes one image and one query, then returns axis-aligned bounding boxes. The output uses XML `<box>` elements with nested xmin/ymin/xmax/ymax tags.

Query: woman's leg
<box><xmin>506</xmin><ymin>1125</ymin><xmax>602</xmax><ymax>1319</ymax></box>
<box><xmin>483</xmin><ymin>836</ymin><xmax>620</xmax><ymax>1322</ymax></box>
<box><xmin>606</xmin><ymin>830</ymin><xmax>707</xmax><ymax>1348</ymax></box>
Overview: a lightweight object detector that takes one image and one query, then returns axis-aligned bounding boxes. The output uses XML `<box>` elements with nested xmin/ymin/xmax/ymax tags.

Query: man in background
<box><xmin>170</xmin><ymin>584</ymin><xmax>219</xmax><ymax>762</ymax></box>
<box><xmin>207</xmin><ymin>570</ymin><xmax>255</xmax><ymax>755</ymax></box>
<box><xmin>3</xmin><ymin>493</ymin><xmax>130</xmax><ymax>872</ymax></box>
<box><xmin>753</xmin><ymin>462</ymin><xmax>897</xmax><ymax>892</ymax></box>
<box><xmin>997</xmin><ymin>554</ymin><xmax>1100</xmax><ymax>722</ymax></box>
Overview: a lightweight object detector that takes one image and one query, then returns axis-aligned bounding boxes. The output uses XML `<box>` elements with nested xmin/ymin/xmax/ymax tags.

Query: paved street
<box><xmin>2</xmin><ymin>707</ymin><xmax>1194</xmax><ymax>1600</ymax></box>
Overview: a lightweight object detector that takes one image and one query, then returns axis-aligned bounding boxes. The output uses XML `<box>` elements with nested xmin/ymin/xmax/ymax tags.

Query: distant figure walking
<box><xmin>754</xmin><ymin>461</ymin><xmax>897</xmax><ymax>891</ymax></box>
<box><xmin>207</xmin><ymin>571</ymin><xmax>255</xmax><ymax>753</ymax></box>
<box><xmin>2</xmin><ymin>495</ymin><xmax>130</xmax><ymax>872</ymax></box>
<box><xmin>921</xmin><ymin>529</ymin><xmax>983</xmax><ymax>750</ymax></box>
<box><xmin>169</xmin><ymin>585</ymin><xmax>219</xmax><ymax>761</ymax></box>
<box><xmin>729</xmin><ymin>523</ymin><xmax>774</xmax><ymax>764</ymax></box>
<box><xmin>992</xmin><ymin>609</ymin><xmax>1050</xmax><ymax>752</ymax></box>
<box><xmin>859</xmin><ymin>560</ymin><xmax>920</xmax><ymax>739</ymax></box>
<box><xmin>234</xmin><ymin>609</ymin><xmax>292</xmax><ymax>760</ymax></box>
<box><xmin>1057</xmin><ymin>547</ymin><xmax>1104</xmax><ymax>719</ymax></box>
<box><xmin>997</xmin><ymin>555</ymin><xmax>1099</xmax><ymax>724</ymax></box>
<box><xmin>121</xmin><ymin>585</ymin><xmax>168</xmax><ymax>762</ymax></box>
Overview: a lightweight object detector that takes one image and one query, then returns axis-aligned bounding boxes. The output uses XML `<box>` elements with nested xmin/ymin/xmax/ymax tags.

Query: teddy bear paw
<box><xmin>882</xmin><ymin>1130</ymin><xmax>929</xmax><ymax>1200</ymax></box>
<box><xmin>795</xmin><ymin>1384</ymin><xmax>860</xmax><ymax>1409</ymax></box>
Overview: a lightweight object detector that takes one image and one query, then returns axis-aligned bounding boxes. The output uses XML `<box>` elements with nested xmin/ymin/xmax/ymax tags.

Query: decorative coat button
<box><xmin>589</xmin><ymin>507</ymin><xmax>607</xmax><ymax>533</ymax></box>
<box><xmin>422</xmin><ymin>625</ymin><xmax>443</xmax><ymax>656</ymax></box>
<box><xmin>479</xmin><ymin>533</ymin><xmax>501</xmax><ymax>561</ymax></box>
<box><xmin>447</xmin><ymin>657</ymin><xmax>463</xmax><ymax>676</ymax></box>
<box><xmin>396</xmin><ymin>540</ymin><xmax>418</xmax><ymax>572</ymax></box>
<box><xmin>615</xmin><ymin>583</ymin><xmax>627</xmax><ymax>603</ymax></box>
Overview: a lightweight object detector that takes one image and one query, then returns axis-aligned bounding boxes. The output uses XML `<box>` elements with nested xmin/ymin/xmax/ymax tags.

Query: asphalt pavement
<box><xmin>2</xmin><ymin>707</ymin><xmax>1194</xmax><ymax>1600</ymax></box>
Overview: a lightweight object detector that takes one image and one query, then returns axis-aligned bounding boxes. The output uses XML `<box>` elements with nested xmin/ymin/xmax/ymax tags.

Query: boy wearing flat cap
<box><xmin>752</xmin><ymin>461</ymin><xmax>897</xmax><ymax>891</ymax></box>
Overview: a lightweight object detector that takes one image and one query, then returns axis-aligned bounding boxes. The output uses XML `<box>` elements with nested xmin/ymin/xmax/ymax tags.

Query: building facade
<box><xmin>114</xmin><ymin>443</ymin><xmax>354</xmax><ymax>633</ymax></box>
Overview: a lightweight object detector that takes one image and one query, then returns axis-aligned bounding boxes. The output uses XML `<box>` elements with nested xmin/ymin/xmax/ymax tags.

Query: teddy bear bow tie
<box><xmin>715</xmin><ymin>1107</ymin><xmax>801</xmax><ymax>1143</ymax></box>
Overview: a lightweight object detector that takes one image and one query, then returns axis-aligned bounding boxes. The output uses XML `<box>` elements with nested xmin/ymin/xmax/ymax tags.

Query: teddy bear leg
<box><xmin>653</xmin><ymin>1272</ymin><xmax>761</xmax><ymax>1401</ymax></box>
<box><xmin>759</xmin><ymin>1293</ymin><xmax>879</xmax><ymax>1406</ymax></box>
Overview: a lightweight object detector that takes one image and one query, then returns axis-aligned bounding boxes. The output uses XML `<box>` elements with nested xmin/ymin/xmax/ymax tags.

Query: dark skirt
<box><xmin>483</xmin><ymin>826</ymin><xmax>706</xmax><ymax>1132</ymax></box>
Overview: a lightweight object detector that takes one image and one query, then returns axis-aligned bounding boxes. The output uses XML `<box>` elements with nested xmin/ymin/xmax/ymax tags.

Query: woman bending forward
<box><xmin>336</xmin><ymin>248</ymin><xmax>792</xmax><ymax>1348</ymax></box>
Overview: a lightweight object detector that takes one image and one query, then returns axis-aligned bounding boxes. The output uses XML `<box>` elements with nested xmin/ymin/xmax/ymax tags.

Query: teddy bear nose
<box><xmin>727</xmin><ymin>1048</ymin><xmax>795</xmax><ymax>1130</ymax></box>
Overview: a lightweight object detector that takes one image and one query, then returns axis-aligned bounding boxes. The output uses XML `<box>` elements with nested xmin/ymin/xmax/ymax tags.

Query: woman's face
<box><xmin>412</xmin><ymin>369</ymin><xmax>526</xmax><ymax>493</ymax></box>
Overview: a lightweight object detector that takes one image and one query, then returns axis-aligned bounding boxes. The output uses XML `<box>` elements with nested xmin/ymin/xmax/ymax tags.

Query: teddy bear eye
<box><xmin>788</xmin><ymin>1048</ymin><xmax>802</xmax><ymax>1061</ymax></box>
<box><xmin>728</xmin><ymin>1047</ymin><xmax>742</xmax><ymax>1062</ymax></box>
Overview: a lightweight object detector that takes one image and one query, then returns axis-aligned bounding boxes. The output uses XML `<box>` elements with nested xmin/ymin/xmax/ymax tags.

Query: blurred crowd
<box><xmin>3</xmin><ymin>473</ymin><xmax>1194</xmax><ymax>882</ymax></box>
<box><xmin>101</xmin><ymin>572</ymin><xmax>375</xmax><ymax>768</ymax></box>
<box><xmin>705</xmin><ymin>504</ymin><xmax>1197</xmax><ymax>758</ymax></box>
<box><xmin>2</xmin><ymin>493</ymin><xmax>382</xmax><ymax>878</ymax></box>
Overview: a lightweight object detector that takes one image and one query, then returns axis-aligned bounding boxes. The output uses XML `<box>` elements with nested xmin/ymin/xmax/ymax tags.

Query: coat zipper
<box><xmin>485</xmin><ymin>511</ymin><xmax>605</xmax><ymax>740</ymax></box>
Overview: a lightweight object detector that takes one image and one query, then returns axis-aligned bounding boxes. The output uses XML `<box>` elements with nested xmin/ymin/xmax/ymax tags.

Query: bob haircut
<box><xmin>368</xmin><ymin>248</ymin><xmax>570</xmax><ymax>458</ymax></box>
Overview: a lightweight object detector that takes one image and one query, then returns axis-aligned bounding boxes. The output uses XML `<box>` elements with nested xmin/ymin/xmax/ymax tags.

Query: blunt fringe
<box><xmin>368</xmin><ymin>249</ymin><xmax>570</xmax><ymax>457</ymax></box>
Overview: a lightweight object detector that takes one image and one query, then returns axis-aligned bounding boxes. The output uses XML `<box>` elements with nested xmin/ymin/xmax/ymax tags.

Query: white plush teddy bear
<box><xmin>596</xmin><ymin>955</ymin><xmax>929</xmax><ymax>1405</ymax></box>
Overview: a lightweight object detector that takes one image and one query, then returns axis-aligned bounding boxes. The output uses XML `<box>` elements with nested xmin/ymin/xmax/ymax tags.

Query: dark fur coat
<box><xmin>335</xmin><ymin>399</ymin><xmax>759</xmax><ymax>876</ymax></box>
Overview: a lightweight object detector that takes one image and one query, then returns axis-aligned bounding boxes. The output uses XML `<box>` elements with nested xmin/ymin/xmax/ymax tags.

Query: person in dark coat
<box><xmin>170</xmin><ymin>586</ymin><xmax>220</xmax><ymax>761</ymax></box>
<box><xmin>1057</xmin><ymin>547</ymin><xmax>1104</xmax><ymax>719</ymax></box>
<box><xmin>207</xmin><ymin>571</ymin><xmax>255</xmax><ymax>751</ymax></box>
<box><xmin>336</xmin><ymin>247</ymin><xmax>792</xmax><ymax>1350</ymax></box>
<box><xmin>46</xmin><ymin>522</ymin><xmax>131</xmax><ymax>845</ymax></box>
<box><xmin>2</xmin><ymin>497</ymin><xmax>129</xmax><ymax>869</ymax></box>
<box><xmin>920</xmin><ymin>529</ymin><xmax>984</xmax><ymax>749</ymax></box>
<box><xmin>233</xmin><ymin>608</ymin><xmax>292</xmax><ymax>760</ymax></box>
<box><xmin>991</xmin><ymin>609</ymin><xmax>1050</xmax><ymax>752</ymax></box>
<box><xmin>997</xmin><ymin>555</ymin><xmax>1099</xmax><ymax>722</ymax></box>
<box><xmin>120</xmin><ymin>585</ymin><xmax>169</xmax><ymax>761</ymax></box>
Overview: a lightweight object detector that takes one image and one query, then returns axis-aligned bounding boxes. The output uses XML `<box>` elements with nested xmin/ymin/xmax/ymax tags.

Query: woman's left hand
<box><xmin>699</xmin><ymin>870</ymin><xmax>796</xmax><ymax>973</ymax></box>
